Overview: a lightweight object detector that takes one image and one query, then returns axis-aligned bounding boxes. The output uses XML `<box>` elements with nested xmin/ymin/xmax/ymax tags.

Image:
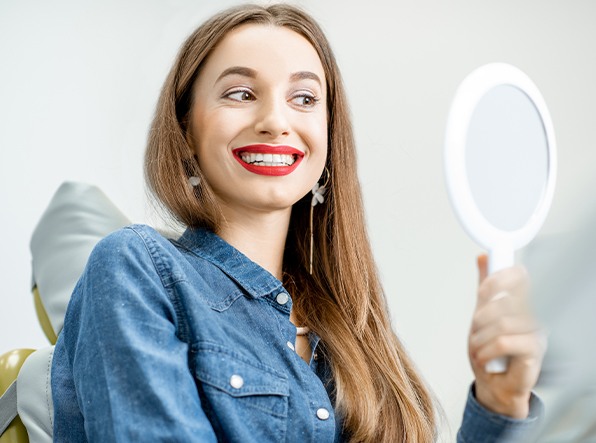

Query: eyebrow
<box><xmin>290</xmin><ymin>71</ymin><xmax>322</xmax><ymax>86</ymax></box>
<box><xmin>215</xmin><ymin>66</ymin><xmax>257</xmax><ymax>83</ymax></box>
<box><xmin>215</xmin><ymin>66</ymin><xmax>322</xmax><ymax>86</ymax></box>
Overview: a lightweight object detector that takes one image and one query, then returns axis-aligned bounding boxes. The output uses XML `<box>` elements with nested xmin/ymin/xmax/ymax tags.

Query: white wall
<box><xmin>1</xmin><ymin>0</ymin><xmax>595</xmax><ymax>439</ymax></box>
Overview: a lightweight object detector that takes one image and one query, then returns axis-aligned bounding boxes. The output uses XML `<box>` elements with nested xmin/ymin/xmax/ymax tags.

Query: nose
<box><xmin>254</xmin><ymin>97</ymin><xmax>290</xmax><ymax>138</ymax></box>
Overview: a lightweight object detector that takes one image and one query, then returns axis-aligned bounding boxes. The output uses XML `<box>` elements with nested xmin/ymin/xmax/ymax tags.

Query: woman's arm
<box><xmin>457</xmin><ymin>384</ymin><xmax>543</xmax><ymax>442</ymax></box>
<box><xmin>469</xmin><ymin>255</ymin><xmax>545</xmax><ymax>418</ymax></box>
<box><xmin>56</xmin><ymin>227</ymin><xmax>217</xmax><ymax>442</ymax></box>
<box><xmin>457</xmin><ymin>255</ymin><xmax>545</xmax><ymax>442</ymax></box>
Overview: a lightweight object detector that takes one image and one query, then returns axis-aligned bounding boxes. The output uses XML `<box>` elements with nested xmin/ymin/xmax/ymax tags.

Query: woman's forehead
<box><xmin>199</xmin><ymin>24</ymin><xmax>326</xmax><ymax>86</ymax></box>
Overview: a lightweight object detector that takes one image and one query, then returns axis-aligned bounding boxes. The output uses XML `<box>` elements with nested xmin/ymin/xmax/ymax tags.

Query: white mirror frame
<box><xmin>444</xmin><ymin>63</ymin><xmax>557</xmax><ymax>274</ymax></box>
<box><xmin>444</xmin><ymin>63</ymin><xmax>557</xmax><ymax>373</ymax></box>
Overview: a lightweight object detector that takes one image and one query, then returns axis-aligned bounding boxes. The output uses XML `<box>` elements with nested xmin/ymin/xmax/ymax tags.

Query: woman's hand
<box><xmin>468</xmin><ymin>255</ymin><xmax>546</xmax><ymax>419</ymax></box>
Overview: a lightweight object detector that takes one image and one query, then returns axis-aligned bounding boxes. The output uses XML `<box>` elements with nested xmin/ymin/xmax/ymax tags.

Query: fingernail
<box><xmin>490</xmin><ymin>291</ymin><xmax>509</xmax><ymax>302</ymax></box>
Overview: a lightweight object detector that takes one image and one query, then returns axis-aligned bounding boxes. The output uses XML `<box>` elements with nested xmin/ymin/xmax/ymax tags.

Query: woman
<box><xmin>52</xmin><ymin>4</ymin><xmax>544</xmax><ymax>442</ymax></box>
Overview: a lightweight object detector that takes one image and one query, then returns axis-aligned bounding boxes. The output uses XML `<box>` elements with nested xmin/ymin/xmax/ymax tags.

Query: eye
<box><xmin>290</xmin><ymin>92</ymin><xmax>320</xmax><ymax>108</ymax></box>
<box><xmin>224</xmin><ymin>89</ymin><xmax>255</xmax><ymax>102</ymax></box>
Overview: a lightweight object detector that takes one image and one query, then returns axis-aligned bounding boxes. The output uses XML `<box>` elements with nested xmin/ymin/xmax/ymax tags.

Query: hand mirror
<box><xmin>444</xmin><ymin>63</ymin><xmax>557</xmax><ymax>373</ymax></box>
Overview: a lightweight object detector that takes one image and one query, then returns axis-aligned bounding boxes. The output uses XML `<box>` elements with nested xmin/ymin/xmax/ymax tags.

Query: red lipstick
<box><xmin>232</xmin><ymin>144</ymin><xmax>304</xmax><ymax>176</ymax></box>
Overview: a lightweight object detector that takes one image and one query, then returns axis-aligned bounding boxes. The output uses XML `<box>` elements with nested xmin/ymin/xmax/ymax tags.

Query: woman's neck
<box><xmin>215</xmin><ymin>205</ymin><xmax>291</xmax><ymax>281</ymax></box>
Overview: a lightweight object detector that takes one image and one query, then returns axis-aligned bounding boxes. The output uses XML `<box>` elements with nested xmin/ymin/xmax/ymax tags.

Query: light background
<box><xmin>1</xmin><ymin>0</ymin><xmax>595</xmax><ymax>439</ymax></box>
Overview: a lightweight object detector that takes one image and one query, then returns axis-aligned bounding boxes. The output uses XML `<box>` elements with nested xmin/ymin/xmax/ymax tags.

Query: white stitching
<box><xmin>45</xmin><ymin>350</ymin><xmax>53</xmax><ymax>429</ymax></box>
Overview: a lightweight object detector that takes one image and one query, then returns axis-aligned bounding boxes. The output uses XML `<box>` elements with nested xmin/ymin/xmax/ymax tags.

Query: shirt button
<box><xmin>229</xmin><ymin>374</ymin><xmax>244</xmax><ymax>389</ymax></box>
<box><xmin>286</xmin><ymin>341</ymin><xmax>295</xmax><ymax>351</ymax></box>
<box><xmin>316</xmin><ymin>408</ymin><xmax>330</xmax><ymax>420</ymax></box>
<box><xmin>276</xmin><ymin>292</ymin><xmax>289</xmax><ymax>305</ymax></box>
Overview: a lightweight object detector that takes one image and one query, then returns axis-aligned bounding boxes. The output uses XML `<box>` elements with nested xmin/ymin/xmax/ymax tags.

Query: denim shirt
<box><xmin>52</xmin><ymin>224</ymin><xmax>541</xmax><ymax>442</ymax></box>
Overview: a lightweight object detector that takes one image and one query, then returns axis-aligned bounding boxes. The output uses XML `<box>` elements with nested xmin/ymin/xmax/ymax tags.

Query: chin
<box><xmin>257</xmin><ymin>196</ymin><xmax>298</xmax><ymax>212</ymax></box>
<box><xmin>248</xmin><ymin>190</ymin><xmax>307</xmax><ymax>213</ymax></box>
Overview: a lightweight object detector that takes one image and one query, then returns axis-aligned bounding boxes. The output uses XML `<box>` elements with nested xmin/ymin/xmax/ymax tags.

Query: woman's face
<box><xmin>187</xmin><ymin>24</ymin><xmax>328</xmax><ymax>215</ymax></box>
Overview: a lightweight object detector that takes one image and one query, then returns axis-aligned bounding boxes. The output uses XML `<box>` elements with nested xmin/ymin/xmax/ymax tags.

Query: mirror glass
<box><xmin>465</xmin><ymin>85</ymin><xmax>549</xmax><ymax>231</ymax></box>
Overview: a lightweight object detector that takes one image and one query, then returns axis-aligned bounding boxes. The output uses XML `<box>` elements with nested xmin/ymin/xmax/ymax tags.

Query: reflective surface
<box><xmin>466</xmin><ymin>85</ymin><xmax>549</xmax><ymax>231</ymax></box>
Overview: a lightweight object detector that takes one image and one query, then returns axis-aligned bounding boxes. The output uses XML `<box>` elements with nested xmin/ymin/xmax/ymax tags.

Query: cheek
<box><xmin>302</xmin><ymin>109</ymin><xmax>328</xmax><ymax>150</ymax></box>
<box><xmin>305</xmin><ymin>125</ymin><xmax>328</xmax><ymax>187</ymax></box>
<box><xmin>312</xmin><ymin>118</ymin><xmax>328</xmax><ymax>163</ymax></box>
<box><xmin>191</xmin><ymin>112</ymin><xmax>226</xmax><ymax>158</ymax></box>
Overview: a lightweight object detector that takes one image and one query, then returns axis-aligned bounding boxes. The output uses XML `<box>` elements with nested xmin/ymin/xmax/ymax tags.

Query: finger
<box><xmin>473</xmin><ymin>333</ymin><xmax>544</xmax><ymax>366</ymax></box>
<box><xmin>470</xmin><ymin>316</ymin><xmax>540</xmax><ymax>351</ymax></box>
<box><xmin>471</xmin><ymin>294</ymin><xmax>527</xmax><ymax>333</ymax></box>
<box><xmin>477</xmin><ymin>254</ymin><xmax>488</xmax><ymax>284</ymax></box>
<box><xmin>477</xmin><ymin>266</ymin><xmax>529</xmax><ymax>307</ymax></box>
<box><xmin>489</xmin><ymin>291</ymin><xmax>509</xmax><ymax>302</ymax></box>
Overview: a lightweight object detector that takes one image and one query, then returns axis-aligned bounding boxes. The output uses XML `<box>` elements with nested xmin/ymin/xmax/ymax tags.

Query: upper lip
<box><xmin>232</xmin><ymin>144</ymin><xmax>304</xmax><ymax>157</ymax></box>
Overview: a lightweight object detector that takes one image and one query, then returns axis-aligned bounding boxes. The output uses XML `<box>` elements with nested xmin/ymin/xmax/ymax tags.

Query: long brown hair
<box><xmin>145</xmin><ymin>4</ymin><xmax>436</xmax><ymax>441</ymax></box>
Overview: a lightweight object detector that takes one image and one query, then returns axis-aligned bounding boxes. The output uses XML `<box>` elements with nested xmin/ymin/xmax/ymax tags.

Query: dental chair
<box><xmin>0</xmin><ymin>182</ymin><xmax>130</xmax><ymax>442</ymax></box>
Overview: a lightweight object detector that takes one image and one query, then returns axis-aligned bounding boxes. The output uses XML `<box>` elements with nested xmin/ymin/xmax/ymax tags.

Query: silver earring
<box><xmin>309</xmin><ymin>167</ymin><xmax>330</xmax><ymax>275</ymax></box>
<box><xmin>188</xmin><ymin>176</ymin><xmax>200</xmax><ymax>187</ymax></box>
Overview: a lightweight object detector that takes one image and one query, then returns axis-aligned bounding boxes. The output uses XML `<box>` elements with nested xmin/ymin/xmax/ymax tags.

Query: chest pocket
<box><xmin>191</xmin><ymin>342</ymin><xmax>289</xmax><ymax>442</ymax></box>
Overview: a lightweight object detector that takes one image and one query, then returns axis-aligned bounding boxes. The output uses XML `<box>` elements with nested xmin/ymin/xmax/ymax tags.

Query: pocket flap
<box><xmin>193</xmin><ymin>343</ymin><xmax>289</xmax><ymax>398</ymax></box>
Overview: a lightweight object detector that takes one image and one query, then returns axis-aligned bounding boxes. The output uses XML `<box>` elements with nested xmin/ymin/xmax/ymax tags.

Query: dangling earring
<box><xmin>310</xmin><ymin>167</ymin><xmax>330</xmax><ymax>275</ymax></box>
<box><xmin>185</xmin><ymin>153</ymin><xmax>201</xmax><ymax>188</ymax></box>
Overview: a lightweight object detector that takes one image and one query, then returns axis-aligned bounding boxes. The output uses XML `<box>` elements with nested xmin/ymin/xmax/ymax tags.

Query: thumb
<box><xmin>477</xmin><ymin>254</ymin><xmax>488</xmax><ymax>283</ymax></box>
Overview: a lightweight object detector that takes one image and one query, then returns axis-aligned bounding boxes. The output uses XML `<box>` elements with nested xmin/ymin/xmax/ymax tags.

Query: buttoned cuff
<box><xmin>457</xmin><ymin>384</ymin><xmax>544</xmax><ymax>443</ymax></box>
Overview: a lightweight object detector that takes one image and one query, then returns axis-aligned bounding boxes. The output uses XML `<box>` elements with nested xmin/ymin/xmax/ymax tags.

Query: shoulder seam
<box><xmin>124</xmin><ymin>226</ymin><xmax>192</xmax><ymax>342</ymax></box>
<box><xmin>125</xmin><ymin>225</ymin><xmax>183</xmax><ymax>289</ymax></box>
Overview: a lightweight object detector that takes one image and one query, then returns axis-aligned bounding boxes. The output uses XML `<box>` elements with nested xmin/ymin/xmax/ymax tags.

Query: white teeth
<box><xmin>239</xmin><ymin>152</ymin><xmax>297</xmax><ymax>166</ymax></box>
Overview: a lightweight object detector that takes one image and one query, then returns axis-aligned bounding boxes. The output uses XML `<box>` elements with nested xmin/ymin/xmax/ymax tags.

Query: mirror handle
<box><xmin>488</xmin><ymin>247</ymin><xmax>514</xmax><ymax>274</ymax></box>
<box><xmin>485</xmin><ymin>248</ymin><xmax>514</xmax><ymax>373</ymax></box>
<box><xmin>485</xmin><ymin>356</ymin><xmax>508</xmax><ymax>373</ymax></box>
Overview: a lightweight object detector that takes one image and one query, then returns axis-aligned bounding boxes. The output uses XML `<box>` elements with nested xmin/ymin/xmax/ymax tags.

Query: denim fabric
<box><xmin>457</xmin><ymin>385</ymin><xmax>543</xmax><ymax>443</ymax></box>
<box><xmin>52</xmin><ymin>224</ymin><xmax>540</xmax><ymax>442</ymax></box>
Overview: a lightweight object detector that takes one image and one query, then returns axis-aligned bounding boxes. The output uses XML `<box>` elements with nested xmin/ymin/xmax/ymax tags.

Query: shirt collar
<box><xmin>176</xmin><ymin>227</ymin><xmax>285</xmax><ymax>300</ymax></box>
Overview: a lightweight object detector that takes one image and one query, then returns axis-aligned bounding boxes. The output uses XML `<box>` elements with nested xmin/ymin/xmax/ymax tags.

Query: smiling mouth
<box><xmin>239</xmin><ymin>152</ymin><xmax>298</xmax><ymax>167</ymax></box>
<box><xmin>232</xmin><ymin>145</ymin><xmax>304</xmax><ymax>176</ymax></box>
